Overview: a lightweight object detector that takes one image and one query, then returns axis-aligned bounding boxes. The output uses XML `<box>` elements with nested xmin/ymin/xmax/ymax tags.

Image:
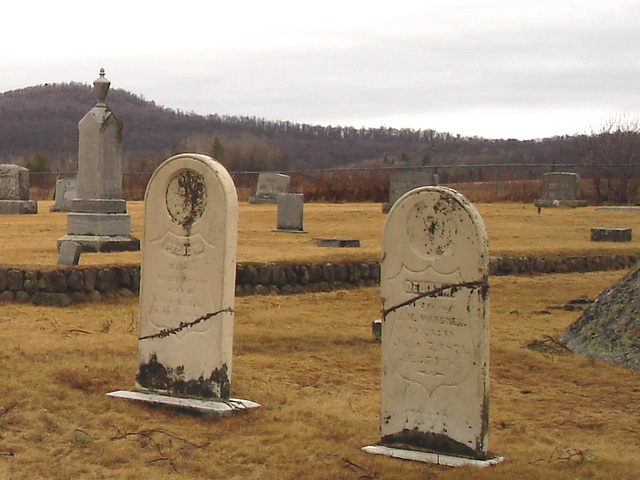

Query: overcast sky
<box><xmin>2</xmin><ymin>0</ymin><xmax>639</xmax><ymax>140</ymax></box>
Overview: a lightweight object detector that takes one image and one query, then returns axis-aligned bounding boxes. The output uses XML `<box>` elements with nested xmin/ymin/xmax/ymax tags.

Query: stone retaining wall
<box><xmin>0</xmin><ymin>253</ymin><xmax>637</xmax><ymax>306</ymax></box>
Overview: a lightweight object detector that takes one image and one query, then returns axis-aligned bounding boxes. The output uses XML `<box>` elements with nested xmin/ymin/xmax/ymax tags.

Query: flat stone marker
<box><xmin>382</xmin><ymin>171</ymin><xmax>438</xmax><ymax>213</ymax></box>
<box><xmin>534</xmin><ymin>172</ymin><xmax>587</xmax><ymax>208</ymax></box>
<box><xmin>0</xmin><ymin>165</ymin><xmax>37</xmax><ymax>214</ymax></box>
<box><xmin>591</xmin><ymin>227</ymin><xmax>632</xmax><ymax>242</ymax></box>
<box><xmin>364</xmin><ymin>186</ymin><xmax>503</xmax><ymax>466</ymax></box>
<box><xmin>108</xmin><ymin>153</ymin><xmax>258</xmax><ymax>416</ymax></box>
<box><xmin>57</xmin><ymin>241</ymin><xmax>82</xmax><ymax>265</ymax></box>
<box><xmin>317</xmin><ymin>238</ymin><xmax>360</xmax><ymax>248</ymax></box>
<box><xmin>249</xmin><ymin>173</ymin><xmax>290</xmax><ymax>204</ymax></box>
<box><xmin>273</xmin><ymin>193</ymin><xmax>306</xmax><ymax>233</ymax></box>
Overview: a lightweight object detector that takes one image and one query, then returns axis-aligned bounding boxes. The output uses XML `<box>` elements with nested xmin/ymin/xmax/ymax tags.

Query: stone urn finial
<box><xmin>93</xmin><ymin>68</ymin><xmax>111</xmax><ymax>107</ymax></box>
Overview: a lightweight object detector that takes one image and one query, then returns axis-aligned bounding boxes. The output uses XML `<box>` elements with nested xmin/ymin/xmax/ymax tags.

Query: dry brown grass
<box><xmin>3</xmin><ymin>201</ymin><xmax>640</xmax><ymax>266</ymax></box>
<box><xmin>0</xmin><ymin>270</ymin><xmax>639</xmax><ymax>479</ymax></box>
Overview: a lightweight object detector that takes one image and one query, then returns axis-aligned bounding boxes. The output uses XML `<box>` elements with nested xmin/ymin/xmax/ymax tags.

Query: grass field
<box><xmin>0</xmin><ymin>201</ymin><xmax>639</xmax><ymax>479</ymax></box>
<box><xmin>2</xmin><ymin>201</ymin><xmax>640</xmax><ymax>265</ymax></box>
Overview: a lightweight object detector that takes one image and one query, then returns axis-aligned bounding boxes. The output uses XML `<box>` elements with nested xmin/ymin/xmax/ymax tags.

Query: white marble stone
<box><xmin>376</xmin><ymin>186</ymin><xmax>491</xmax><ymax>460</ymax></box>
<box><xmin>107</xmin><ymin>390</ymin><xmax>260</xmax><ymax>417</ymax></box>
<box><xmin>136</xmin><ymin>153</ymin><xmax>238</xmax><ymax>401</ymax></box>
<box><xmin>362</xmin><ymin>445</ymin><xmax>504</xmax><ymax>468</ymax></box>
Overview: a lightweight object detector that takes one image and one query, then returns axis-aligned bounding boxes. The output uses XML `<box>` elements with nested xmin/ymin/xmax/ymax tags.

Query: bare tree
<box><xmin>579</xmin><ymin>116</ymin><xmax>640</xmax><ymax>204</ymax></box>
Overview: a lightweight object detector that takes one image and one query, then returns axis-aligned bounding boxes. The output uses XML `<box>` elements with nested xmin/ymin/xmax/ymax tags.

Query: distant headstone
<box><xmin>107</xmin><ymin>153</ymin><xmax>259</xmax><ymax>416</ymax></box>
<box><xmin>317</xmin><ymin>238</ymin><xmax>360</xmax><ymax>248</ymax></box>
<box><xmin>382</xmin><ymin>171</ymin><xmax>438</xmax><ymax>213</ymax></box>
<box><xmin>273</xmin><ymin>193</ymin><xmax>305</xmax><ymax>233</ymax></box>
<box><xmin>249</xmin><ymin>173</ymin><xmax>291</xmax><ymax>204</ymax></box>
<box><xmin>49</xmin><ymin>178</ymin><xmax>77</xmax><ymax>212</ymax></box>
<box><xmin>534</xmin><ymin>172</ymin><xmax>587</xmax><ymax>208</ymax></box>
<box><xmin>590</xmin><ymin>227</ymin><xmax>632</xmax><ymax>242</ymax></box>
<box><xmin>0</xmin><ymin>165</ymin><xmax>37</xmax><ymax>214</ymax></box>
<box><xmin>57</xmin><ymin>69</ymin><xmax>139</xmax><ymax>252</ymax></box>
<box><xmin>57</xmin><ymin>241</ymin><xmax>82</xmax><ymax>265</ymax></box>
<box><xmin>364</xmin><ymin>186</ymin><xmax>503</xmax><ymax>467</ymax></box>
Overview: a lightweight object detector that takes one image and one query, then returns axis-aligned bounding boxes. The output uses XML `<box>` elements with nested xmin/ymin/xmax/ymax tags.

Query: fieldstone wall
<box><xmin>0</xmin><ymin>254</ymin><xmax>637</xmax><ymax>306</ymax></box>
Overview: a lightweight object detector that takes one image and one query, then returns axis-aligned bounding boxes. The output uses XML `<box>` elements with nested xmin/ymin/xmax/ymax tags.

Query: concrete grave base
<box><xmin>57</xmin><ymin>234</ymin><xmax>140</xmax><ymax>252</ymax></box>
<box><xmin>362</xmin><ymin>445</ymin><xmax>504</xmax><ymax>468</ymax></box>
<box><xmin>107</xmin><ymin>390</ymin><xmax>260</xmax><ymax>417</ymax></box>
<box><xmin>0</xmin><ymin>200</ymin><xmax>37</xmax><ymax>214</ymax></box>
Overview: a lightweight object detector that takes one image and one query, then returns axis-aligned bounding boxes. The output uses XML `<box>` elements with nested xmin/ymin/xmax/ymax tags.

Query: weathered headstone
<box><xmin>382</xmin><ymin>171</ymin><xmax>438</xmax><ymax>213</ymax></box>
<box><xmin>590</xmin><ymin>227</ymin><xmax>632</xmax><ymax>242</ymax></box>
<box><xmin>364</xmin><ymin>186</ymin><xmax>503</xmax><ymax>467</ymax></box>
<box><xmin>57</xmin><ymin>69</ymin><xmax>139</xmax><ymax>252</ymax></box>
<box><xmin>107</xmin><ymin>153</ymin><xmax>259</xmax><ymax>415</ymax></box>
<box><xmin>273</xmin><ymin>193</ymin><xmax>305</xmax><ymax>233</ymax></box>
<box><xmin>0</xmin><ymin>165</ymin><xmax>37</xmax><ymax>214</ymax></box>
<box><xmin>49</xmin><ymin>177</ymin><xmax>77</xmax><ymax>212</ymax></box>
<box><xmin>534</xmin><ymin>172</ymin><xmax>587</xmax><ymax>208</ymax></box>
<box><xmin>248</xmin><ymin>173</ymin><xmax>291</xmax><ymax>204</ymax></box>
<box><xmin>57</xmin><ymin>241</ymin><xmax>82</xmax><ymax>265</ymax></box>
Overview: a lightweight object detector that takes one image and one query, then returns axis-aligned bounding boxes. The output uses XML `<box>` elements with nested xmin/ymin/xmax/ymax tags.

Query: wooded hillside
<box><xmin>0</xmin><ymin>82</ymin><xmax>582</xmax><ymax>173</ymax></box>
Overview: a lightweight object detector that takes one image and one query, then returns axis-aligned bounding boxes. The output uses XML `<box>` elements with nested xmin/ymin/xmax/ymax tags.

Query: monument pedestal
<box><xmin>362</xmin><ymin>445</ymin><xmax>504</xmax><ymax>468</ymax></box>
<box><xmin>57</xmin><ymin>233</ymin><xmax>140</xmax><ymax>252</ymax></box>
<box><xmin>0</xmin><ymin>200</ymin><xmax>37</xmax><ymax>214</ymax></box>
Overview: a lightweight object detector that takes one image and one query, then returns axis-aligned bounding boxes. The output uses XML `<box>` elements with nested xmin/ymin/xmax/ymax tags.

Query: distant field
<box><xmin>1</xmin><ymin>201</ymin><xmax>640</xmax><ymax>266</ymax></box>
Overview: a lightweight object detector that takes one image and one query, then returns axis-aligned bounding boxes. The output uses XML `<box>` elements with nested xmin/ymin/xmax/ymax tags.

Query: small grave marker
<box><xmin>0</xmin><ymin>165</ymin><xmax>37</xmax><ymax>214</ymax></box>
<box><xmin>249</xmin><ymin>173</ymin><xmax>291</xmax><ymax>204</ymax></box>
<box><xmin>273</xmin><ymin>193</ymin><xmax>306</xmax><ymax>233</ymax></box>
<box><xmin>49</xmin><ymin>178</ymin><xmax>77</xmax><ymax>212</ymax></box>
<box><xmin>534</xmin><ymin>172</ymin><xmax>587</xmax><ymax>208</ymax></box>
<box><xmin>57</xmin><ymin>241</ymin><xmax>82</xmax><ymax>265</ymax></box>
<box><xmin>382</xmin><ymin>171</ymin><xmax>438</xmax><ymax>213</ymax></box>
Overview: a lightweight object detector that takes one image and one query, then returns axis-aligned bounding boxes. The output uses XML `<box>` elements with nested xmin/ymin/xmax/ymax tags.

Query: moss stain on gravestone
<box><xmin>137</xmin><ymin>353</ymin><xmax>230</xmax><ymax>400</ymax></box>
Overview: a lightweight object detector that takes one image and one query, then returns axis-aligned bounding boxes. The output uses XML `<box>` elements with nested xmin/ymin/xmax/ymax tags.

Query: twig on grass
<box><xmin>111</xmin><ymin>425</ymin><xmax>209</xmax><ymax>471</ymax></box>
<box><xmin>65</xmin><ymin>329</ymin><xmax>92</xmax><ymax>335</ymax></box>
<box><xmin>343</xmin><ymin>457</ymin><xmax>378</xmax><ymax>479</ymax></box>
<box><xmin>0</xmin><ymin>403</ymin><xmax>17</xmax><ymax>418</ymax></box>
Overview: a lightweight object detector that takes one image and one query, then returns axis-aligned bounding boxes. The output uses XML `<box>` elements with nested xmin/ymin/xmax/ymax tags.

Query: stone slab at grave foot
<box><xmin>107</xmin><ymin>153</ymin><xmax>259</xmax><ymax>417</ymax></box>
<box><xmin>317</xmin><ymin>238</ymin><xmax>360</xmax><ymax>248</ymax></box>
<box><xmin>590</xmin><ymin>227</ymin><xmax>632</xmax><ymax>242</ymax></box>
<box><xmin>364</xmin><ymin>186</ymin><xmax>503</xmax><ymax>467</ymax></box>
<box><xmin>0</xmin><ymin>165</ymin><xmax>37</xmax><ymax>214</ymax></box>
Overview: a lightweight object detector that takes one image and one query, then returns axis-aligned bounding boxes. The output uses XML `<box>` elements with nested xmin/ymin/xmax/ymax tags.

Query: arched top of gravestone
<box><xmin>382</xmin><ymin>186</ymin><xmax>488</xmax><ymax>284</ymax></box>
<box><xmin>144</xmin><ymin>154</ymin><xmax>237</xmax><ymax>240</ymax></box>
